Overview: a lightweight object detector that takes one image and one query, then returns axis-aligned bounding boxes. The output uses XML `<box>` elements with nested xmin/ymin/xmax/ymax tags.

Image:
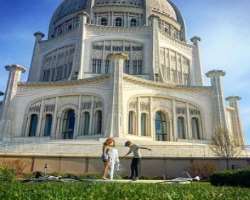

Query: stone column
<box><xmin>0</xmin><ymin>64</ymin><xmax>26</xmax><ymax>140</ymax></box>
<box><xmin>76</xmin><ymin>12</ymin><xmax>88</xmax><ymax>80</ymax></box>
<box><xmin>75</xmin><ymin>95</ymin><xmax>82</xmax><ymax>138</ymax></box>
<box><xmin>89</xmin><ymin>96</ymin><xmax>94</xmax><ymax>135</ymax></box>
<box><xmin>206</xmin><ymin>70</ymin><xmax>227</xmax><ymax>129</ymax></box>
<box><xmin>172</xmin><ymin>99</ymin><xmax>177</xmax><ymax>141</ymax></box>
<box><xmin>149</xmin><ymin>97</ymin><xmax>154</xmax><ymax>140</ymax></box>
<box><xmin>186</xmin><ymin>103</ymin><xmax>192</xmax><ymax>139</ymax></box>
<box><xmin>51</xmin><ymin>97</ymin><xmax>58</xmax><ymax>139</ymax></box>
<box><xmin>137</xmin><ymin>97</ymin><xmax>141</xmax><ymax>136</ymax></box>
<box><xmin>37</xmin><ymin>99</ymin><xmax>45</xmax><ymax>137</ymax></box>
<box><xmin>150</xmin><ymin>15</ymin><xmax>161</xmax><ymax>81</ymax></box>
<box><xmin>226</xmin><ymin>96</ymin><xmax>244</xmax><ymax>146</ymax></box>
<box><xmin>107</xmin><ymin>53</ymin><xmax>128</xmax><ymax>138</ymax></box>
<box><xmin>191</xmin><ymin>36</ymin><xmax>203</xmax><ymax>86</ymax></box>
<box><xmin>24</xmin><ymin>115</ymin><xmax>31</xmax><ymax>137</ymax></box>
<box><xmin>144</xmin><ymin>0</ymin><xmax>151</xmax><ymax>25</ymax></box>
<box><xmin>28</xmin><ymin>32</ymin><xmax>44</xmax><ymax>82</ymax></box>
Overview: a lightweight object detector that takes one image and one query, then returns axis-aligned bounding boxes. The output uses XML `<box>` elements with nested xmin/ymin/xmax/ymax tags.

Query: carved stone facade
<box><xmin>0</xmin><ymin>0</ymin><xmax>245</xmax><ymax>160</ymax></box>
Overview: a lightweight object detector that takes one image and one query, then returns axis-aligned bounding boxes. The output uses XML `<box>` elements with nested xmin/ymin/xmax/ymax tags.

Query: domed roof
<box><xmin>51</xmin><ymin>0</ymin><xmax>88</xmax><ymax>24</ymax></box>
<box><xmin>150</xmin><ymin>0</ymin><xmax>177</xmax><ymax>20</ymax></box>
<box><xmin>50</xmin><ymin>0</ymin><xmax>183</xmax><ymax>24</ymax></box>
<box><xmin>49</xmin><ymin>0</ymin><xmax>186</xmax><ymax>40</ymax></box>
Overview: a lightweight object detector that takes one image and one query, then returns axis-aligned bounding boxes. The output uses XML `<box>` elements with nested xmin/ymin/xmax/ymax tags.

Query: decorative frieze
<box><xmin>190</xmin><ymin>109</ymin><xmax>200</xmax><ymax>116</ymax></box>
<box><xmin>176</xmin><ymin>107</ymin><xmax>186</xmax><ymax>115</ymax></box>
<box><xmin>82</xmin><ymin>102</ymin><xmax>92</xmax><ymax>110</ymax></box>
<box><xmin>44</xmin><ymin>104</ymin><xmax>55</xmax><ymax>113</ymax></box>
<box><xmin>94</xmin><ymin>101</ymin><xmax>103</xmax><ymax>109</ymax></box>
<box><xmin>140</xmin><ymin>102</ymin><xmax>150</xmax><ymax>112</ymax></box>
<box><xmin>29</xmin><ymin>105</ymin><xmax>41</xmax><ymax>113</ymax></box>
<box><xmin>129</xmin><ymin>102</ymin><xmax>137</xmax><ymax>110</ymax></box>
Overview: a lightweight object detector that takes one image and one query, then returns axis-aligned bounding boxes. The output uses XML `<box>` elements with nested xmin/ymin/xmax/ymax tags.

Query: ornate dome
<box><xmin>150</xmin><ymin>0</ymin><xmax>177</xmax><ymax>20</ymax></box>
<box><xmin>49</xmin><ymin>0</ymin><xmax>185</xmax><ymax>40</ymax></box>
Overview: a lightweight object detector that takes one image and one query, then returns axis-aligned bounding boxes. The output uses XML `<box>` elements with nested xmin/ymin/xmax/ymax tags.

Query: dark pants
<box><xmin>130</xmin><ymin>158</ymin><xmax>141</xmax><ymax>179</ymax></box>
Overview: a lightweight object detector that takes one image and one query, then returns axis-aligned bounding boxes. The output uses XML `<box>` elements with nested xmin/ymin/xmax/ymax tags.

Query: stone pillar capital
<box><xmin>78</xmin><ymin>11</ymin><xmax>89</xmax><ymax>23</ymax></box>
<box><xmin>5</xmin><ymin>64</ymin><xmax>26</xmax><ymax>73</ymax></box>
<box><xmin>34</xmin><ymin>32</ymin><xmax>45</xmax><ymax>41</ymax></box>
<box><xmin>191</xmin><ymin>36</ymin><xmax>201</xmax><ymax>46</ymax></box>
<box><xmin>206</xmin><ymin>70</ymin><xmax>226</xmax><ymax>78</ymax></box>
<box><xmin>78</xmin><ymin>11</ymin><xmax>89</xmax><ymax>17</ymax></box>
<box><xmin>226</xmin><ymin>96</ymin><xmax>242</xmax><ymax>102</ymax></box>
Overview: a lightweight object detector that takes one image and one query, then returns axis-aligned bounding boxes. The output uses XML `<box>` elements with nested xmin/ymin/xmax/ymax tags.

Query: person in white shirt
<box><xmin>108</xmin><ymin>143</ymin><xmax>120</xmax><ymax>180</ymax></box>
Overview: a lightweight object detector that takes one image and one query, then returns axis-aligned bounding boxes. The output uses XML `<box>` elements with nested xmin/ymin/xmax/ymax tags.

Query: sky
<box><xmin>0</xmin><ymin>0</ymin><xmax>249</xmax><ymax>144</ymax></box>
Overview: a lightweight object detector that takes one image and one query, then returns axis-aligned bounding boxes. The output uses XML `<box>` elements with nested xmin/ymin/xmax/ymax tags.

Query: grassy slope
<box><xmin>0</xmin><ymin>182</ymin><xmax>249</xmax><ymax>200</ymax></box>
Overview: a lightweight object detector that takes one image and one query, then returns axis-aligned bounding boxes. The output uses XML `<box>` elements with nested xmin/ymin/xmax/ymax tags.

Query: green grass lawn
<box><xmin>0</xmin><ymin>182</ymin><xmax>249</xmax><ymax>200</ymax></box>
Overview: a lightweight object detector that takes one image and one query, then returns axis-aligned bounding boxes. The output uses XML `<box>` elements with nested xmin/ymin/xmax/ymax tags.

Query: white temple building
<box><xmin>0</xmin><ymin>0</ymin><xmax>246</xmax><ymax>175</ymax></box>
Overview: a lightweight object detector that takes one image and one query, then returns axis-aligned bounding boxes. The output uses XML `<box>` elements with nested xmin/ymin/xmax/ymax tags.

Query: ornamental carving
<box><xmin>44</xmin><ymin>104</ymin><xmax>55</xmax><ymax>112</ymax></box>
<box><xmin>176</xmin><ymin>107</ymin><xmax>186</xmax><ymax>115</ymax></box>
<box><xmin>129</xmin><ymin>102</ymin><xmax>137</xmax><ymax>110</ymax></box>
<box><xmin>94</xmin><ymin>101</ymin><xmax>103</xmax><ymax>109</ymax></box>
<box><xmin>82</xmin><ymin>102</ymin><xmax>92</xmax><ymax>110</ymax></box>
<box><xmin>190</xmin><ymin>109</ymin><xmax>200</xmax><ymax>115</ymax></box>
<box><xmin>29</xmin><ymin>105</ymin><xmax>41</xmax><ymax>113</ymax></box>
<box><xmin>140</xmin><ymin>102</ymin><xmax>149</xmax><ymax>111</ymax></box>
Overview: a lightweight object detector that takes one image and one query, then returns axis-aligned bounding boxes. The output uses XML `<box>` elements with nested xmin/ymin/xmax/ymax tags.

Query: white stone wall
<box><xmin>6</xmin><ymin>73</ymin><xmax>216</xmax><ymax>145</ymax></box>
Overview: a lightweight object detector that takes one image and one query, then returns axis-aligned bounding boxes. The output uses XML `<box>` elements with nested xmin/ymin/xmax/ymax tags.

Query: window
<box><xmin>62</xmin><ymin>109</ymin><xmax>75</xmax><ymax>139</ymax></box>
<box><xmin>128</xmin><ymin>111</ymin><xmax>136</xmax><ymax>135</ymax></box>
<box><xmin>192</xmin><ymin>117</ymin><xmax>201</xmax><ymax>140</ymax></box>
<box><xmin>113</xmin><ymin>46</ymin><xmax>123</xmax><ymax>51</ymax></box>
<box><xmin>130</xmin><ymin>18</ymin><xmax>137</xmax><ymax>27</ymax></box>
<box><xmin>124</xmin><ymin>60</ymin><xmax>130</xmax><ymax>74</ymax></box>
<box><xmin>56</xmin><ymin>66</ymin><xmax>63</xmax><ymax>81</ymax></box>
<box><xmin>133</xmin><ymin>60</ymin><xmax>143</xmax><ymax>75</ymax></box>
<box><xmin>141</xmin><ymin>113</ymin><xmax>148</xmax><ymax>136</ymax></box>
<box><xmin>95</xmin><ymin>111</ymin><xmax>102</xmax><ymax>135</ymax></box>
<box><xmin>51</xmin><ymin>68</ymin><xmax>56</xmax><ymax>81</ymax></box>
<box><xmin>115</xmin><ymin>17</ymin><xmax>123</xmax><ymax>27</ymax></box>
<box><xmin>42</xmin><ymin>70</ymin><xmax>50</xmax><ymax>82</ymax></box>
<box><xmin>82</xmin><ymin>112</ymin><xmax>90</xmax><ymax>135</ymax></box>
<box><xmin>28</xmin><ymin>114</ymin><xmax>38</xmax><ymax>137</ymax></box>
<box><xmin>105</xmin><ymin>60</ymin><xmax>110</xmax><ymax>74</ymax></box>
<box><xmin>92</xmin><ymin>59</ymin><xmax>102</xmax><ymax>74</ymax></box>
<box><xmin>44</xmin><ymin>114</ymin><xmax>53</xmax><ymax>137</ymax></box>
<box><xmin>155</xmin><ymin>111</ymin><xmax>167</xmax><ymax>141</ymax></box>
<box><xmin>101</xmin><ymin>17</ymin><xmax>108</xmax><ymax>26</ymax></box>
<box><xmin>177</xmin><ymin>116</ymin><xmax>186</xmax><ymax>139</ymax></box>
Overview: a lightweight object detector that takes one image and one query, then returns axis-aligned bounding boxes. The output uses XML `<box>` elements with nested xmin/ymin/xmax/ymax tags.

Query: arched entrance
<box><xmin>62</xmin><ymin>109</ymin><xmax>75</xmax><ymax>139</ymax></box>
<box><xmin>155</xmin><ymin>111</ymin><xmax>168</xmax><ymax>141</ymax></box>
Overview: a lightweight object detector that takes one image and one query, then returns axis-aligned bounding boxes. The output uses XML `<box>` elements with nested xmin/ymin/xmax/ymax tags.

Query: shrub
<box><xmin>188</xmin><ymin>161</ymin><xmax>217</xmax><ymax>179</ymax></box>
<box><xmin>210</xmin><ymin>168</ymin><xmax>250</xmax><ymax>187</ymax></box>
<box><xmin>0</xmin><ymin>167</ymin><xmax>16</xmax><ymax>182</ymax></box>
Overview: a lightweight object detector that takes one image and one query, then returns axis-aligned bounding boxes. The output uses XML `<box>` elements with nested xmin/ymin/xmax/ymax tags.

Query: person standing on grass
<box><xmin>102</xmin><ymin>138</ymin><xmax>114</xmax><ymax>180</ymax></box>
<box><xmin>108</xmin><ymin>141</ymin><xmax>120</xmax><ymax>180</ymax></box>
<box><xmin>123</xmin><ymin>141</ymin><xmax>152</xmax><ymax>181</ymax></box>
